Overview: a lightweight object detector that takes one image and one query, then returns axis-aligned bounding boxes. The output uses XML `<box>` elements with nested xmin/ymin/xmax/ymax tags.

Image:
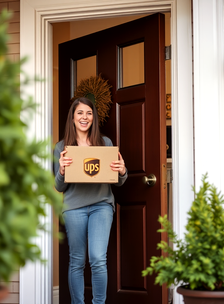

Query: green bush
<box><xmin>0</xmin><ymin>10</ymin><xmax>62</xmax><ymax>282</ymax></box>
<box><xmin>142</xmin><ymin>173</ymin><xmax>224</xmax><ymax>291</ymax></box>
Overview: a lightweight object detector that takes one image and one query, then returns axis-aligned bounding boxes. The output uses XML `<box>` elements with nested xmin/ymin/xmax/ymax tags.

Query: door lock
<box><xmin>143</xmin><ymin>174</ymin><xmax>157</xmax><ymax>187</ymax></box>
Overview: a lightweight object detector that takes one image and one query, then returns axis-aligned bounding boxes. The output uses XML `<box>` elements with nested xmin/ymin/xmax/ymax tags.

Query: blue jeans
<box><xmin>63</xmin><ymin>202</ymin><xmax>113</xmax><ymax>304</ymax></box>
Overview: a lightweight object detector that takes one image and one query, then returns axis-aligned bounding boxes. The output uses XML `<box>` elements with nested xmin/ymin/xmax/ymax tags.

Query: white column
<box><xmin>193</xmin><ymin>0</ymin><xmax>224</xmax><ymax>191</ymax></box>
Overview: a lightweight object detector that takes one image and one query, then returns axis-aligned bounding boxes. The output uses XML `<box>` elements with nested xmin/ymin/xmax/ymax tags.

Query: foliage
<box><xmin>142</xmin><ymin>173</ymin><xmax>224</xmax><ymax>291</ymax></box>
<box><xmin>0</xmin><ymin>10</ymin><xmax>63</xmax><ymax>282</ymax></box>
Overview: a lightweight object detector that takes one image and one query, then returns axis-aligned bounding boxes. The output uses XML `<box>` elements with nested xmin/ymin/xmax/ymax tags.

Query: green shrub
<box><xmin>0</xmin><ymin>10</ymin><xmax>62</xmax><ymax>282</ymax></box>
<box><xmin>142</xmin><ymin>173</ymin><xmax>224</xmax><ymax>290</ymax></box>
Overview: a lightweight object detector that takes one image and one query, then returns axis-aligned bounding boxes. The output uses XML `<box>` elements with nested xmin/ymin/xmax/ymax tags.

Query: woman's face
<box><xmin>73</xmin><ymin>103</ymin><xmax>93</xmax><ymax>134</ymax></box>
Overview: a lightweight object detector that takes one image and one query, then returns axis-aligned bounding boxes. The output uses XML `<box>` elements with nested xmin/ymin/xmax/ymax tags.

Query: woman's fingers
<box><xmin>59</xmin><ymin>150</ymin><xmax>72</xmax><ymax>175</ymax></box>
<box><xmin>118</xmin><ymin>152</ymin><xmax>123</xmax><ymax>161</ymax></box>
<box><xmin>110</xmin><ymin>152</ymin><xmax>126</xmax><ymax>176</ymax></box>
<box><xmin>59</xmin><ymin>150</ymin><xmax>72</xmax><ymax>163</ymax></box>
<box><xmin>61</xmin><ymin>157</ymin><xmax>73</xmax><ymax>165</ymax></box>
<box><xmin>60</xmin><ymin>150</ymin><xmax>67</xmax><ymax>157</ymax></box>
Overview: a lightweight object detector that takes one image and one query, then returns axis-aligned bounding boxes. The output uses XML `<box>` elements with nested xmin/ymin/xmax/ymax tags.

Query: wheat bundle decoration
<box><xmin>72</xmin><ymin>74</ymin><xmax>112</xmax><ymax>126</ymax></box>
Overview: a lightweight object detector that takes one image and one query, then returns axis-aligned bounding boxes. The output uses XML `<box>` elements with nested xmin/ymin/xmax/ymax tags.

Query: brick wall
<box><xmin>1</xmin><ymin>0</ymin><xmax>20</xmax><ymax>61</ymax></box>
<box><xmin>0</xmin><ymin>272</ymin><xmax>19</xmax><ymax>304</ymax></box>
<box><xmin>0</xmin><ymin>1</ymin><xmax>20</xmax><ymax>303</ymax></box>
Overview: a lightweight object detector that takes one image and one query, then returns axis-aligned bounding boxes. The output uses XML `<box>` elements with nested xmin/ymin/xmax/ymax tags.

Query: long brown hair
<box><xmin>63</xmin><ymin>97</ymin><xmax>105</xmax><ymax>147</ymax></box>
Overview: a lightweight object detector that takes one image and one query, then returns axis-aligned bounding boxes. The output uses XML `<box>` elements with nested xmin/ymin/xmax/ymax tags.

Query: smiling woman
<box><xmin>53</xmin><ymin>96</ymin><xmax>127</xmax><ymax>304</ymax></box>
<box><xmin>73</xmin><ymin>103</ymin><xmax>93</xmax><ymax>142</ymax></box>
<box><xmin>63</xmin><ymin>97</ymin><xmax>105</xmax><ymax>147</ymax></box>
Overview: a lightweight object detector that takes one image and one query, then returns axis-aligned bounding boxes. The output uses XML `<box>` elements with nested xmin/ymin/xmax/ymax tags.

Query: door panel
<box><xmin>120</xmin><ymin>204</ymin><xmax>146</xmax><ymax>290</ymax></box>
<box><xmin>119</xmin><ymin>100</ymin><xmax>145</xmax><ymax>172</ymax></box>
<box><xmin>59</xmin><ymin>13</ymin><xmax>167</xmax><ymax>304</ymax></box>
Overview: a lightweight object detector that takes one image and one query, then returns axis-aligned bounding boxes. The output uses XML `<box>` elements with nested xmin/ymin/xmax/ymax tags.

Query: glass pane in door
<box><xmin>71</xmin><ymin>55</ymin><xmax>96</xmax><ymax>98</ymax></box>
<box><xmin>119</xmin><ymin>42</ymin><xmax>144</xmax><ymax>88</ymax></box>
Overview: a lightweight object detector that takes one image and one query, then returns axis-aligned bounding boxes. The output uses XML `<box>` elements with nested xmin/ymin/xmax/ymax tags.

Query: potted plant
<box><xmin>142</xmin><ymin>173</ymin><xmax>224</xmax><ymax>303</ymax></box>
<box><xmin>0</xmin><ymin>10</ymin><xmax>62</xmax><ymax>300</ymax></box>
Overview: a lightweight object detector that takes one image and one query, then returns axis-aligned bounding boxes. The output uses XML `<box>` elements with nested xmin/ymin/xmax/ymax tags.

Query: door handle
<box><xmin>143</xmin><ymin>174</ymin><xmax>156</xmax><ymax>187</ymax></box>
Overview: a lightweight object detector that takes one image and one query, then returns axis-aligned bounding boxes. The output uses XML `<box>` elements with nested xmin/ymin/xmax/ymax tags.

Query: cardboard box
<box><xmin>64</xmin><ymin>146</ymin><xmax>119</xmax><ymax>183</ymax></box>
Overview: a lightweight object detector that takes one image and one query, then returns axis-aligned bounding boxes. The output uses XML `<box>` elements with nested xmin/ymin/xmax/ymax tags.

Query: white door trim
<box><xmin>20</xmin><ymin>1</ymin><xmax>194</xmax><ymax>304</ymax></box>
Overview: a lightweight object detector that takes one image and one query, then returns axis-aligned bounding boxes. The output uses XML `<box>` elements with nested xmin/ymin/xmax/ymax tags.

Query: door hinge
<box><xmin>167</xmin><ymin>168</ymin><xmax>173</xmax><ymax>183</ymax></box>
<box><xmin>165</xmin><ymin>45</ymin><xmax>171</xmax><ymax>60</ymax></box>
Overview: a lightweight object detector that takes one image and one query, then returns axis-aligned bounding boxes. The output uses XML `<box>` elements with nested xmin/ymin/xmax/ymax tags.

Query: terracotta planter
<box><xmin>0</xmin><ymin>285</ymin><xmax>8</xmax><ymax>301</ymax></box>
<box><xmin>177</xmin><ymin>285</ymin><xmax>224</xmax><ymax>304</ymax></box>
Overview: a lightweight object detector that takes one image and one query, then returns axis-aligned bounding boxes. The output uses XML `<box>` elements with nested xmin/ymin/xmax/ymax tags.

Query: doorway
<box><xmin>20</xmin><ymin>2</ymin><xmax>194</xmax><ymax>304</ymax></box>
<box><xmin>52</xmin><ymin>12</ymin><xmax>172</xmax><ymax>304</ymax></box>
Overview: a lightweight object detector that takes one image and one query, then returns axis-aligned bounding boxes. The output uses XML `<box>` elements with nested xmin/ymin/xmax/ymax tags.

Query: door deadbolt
<box><xmin>143</xmin><ymin>174</ymin><xmax>157</xmax><ymax>187</ymax></box>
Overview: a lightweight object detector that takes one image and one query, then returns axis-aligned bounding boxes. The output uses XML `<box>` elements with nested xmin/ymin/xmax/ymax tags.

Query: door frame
<box><xmin>20</xmin><ymin>1</ymin><xmax>194</xmax><ymax>304</ymax></box>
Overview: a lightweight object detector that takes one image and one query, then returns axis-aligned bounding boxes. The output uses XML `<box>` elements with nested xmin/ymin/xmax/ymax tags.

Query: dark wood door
<box><xmin>59</xmin><ymin>13</ymin><xmax>167</xmax><ymax>304</ymax></box>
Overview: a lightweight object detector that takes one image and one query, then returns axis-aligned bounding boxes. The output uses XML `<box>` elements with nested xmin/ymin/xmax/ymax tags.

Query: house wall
<box><xmin>2</xmin><ymin>0</ymin><xmax>194</xmax><ymax>303</ymax></box>
<box><xmin>0</xmin><ymin>1</ymin><xmax>20</xmax><ymax>303</ymax></box>
<box><xmin>0</xmin><ymin>5</ymin><xmax>170</xmax><ymax>301</ymax></box>
<box><xmin>0</xmin><ymin>10</ymin><xmax>170</xmax><ymax>300</ymax></box>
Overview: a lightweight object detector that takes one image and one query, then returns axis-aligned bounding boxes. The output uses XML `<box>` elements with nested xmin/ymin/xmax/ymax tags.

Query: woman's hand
<box><xmin>59</xmin><ymin>150</ymin><xmax>72</xmax><ymax>176</ymax></box>
<box><xmin>110</xmin><ymin>152</ymin><xmax>126</xmax><ymax>176</ymax></box>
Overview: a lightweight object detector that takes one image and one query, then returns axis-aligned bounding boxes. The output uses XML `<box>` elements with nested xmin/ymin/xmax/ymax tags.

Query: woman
<box><xmin>54</xmin><ymin>97</ymin><xmax>127</xmax><ymax>304</ymax></box>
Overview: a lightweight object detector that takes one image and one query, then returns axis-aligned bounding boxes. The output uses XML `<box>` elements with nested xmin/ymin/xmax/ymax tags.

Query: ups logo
<box><xmin>84</xmin><ymin>158</ymin><xmax>100</xmax><ymax>176</ymax></box>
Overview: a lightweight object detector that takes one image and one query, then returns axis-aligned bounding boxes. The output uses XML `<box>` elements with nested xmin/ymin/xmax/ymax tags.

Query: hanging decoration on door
<box><xmin>72</xmin><ymin>74</ymin><xmax>112</xmax><ymax>126</ymax></box>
